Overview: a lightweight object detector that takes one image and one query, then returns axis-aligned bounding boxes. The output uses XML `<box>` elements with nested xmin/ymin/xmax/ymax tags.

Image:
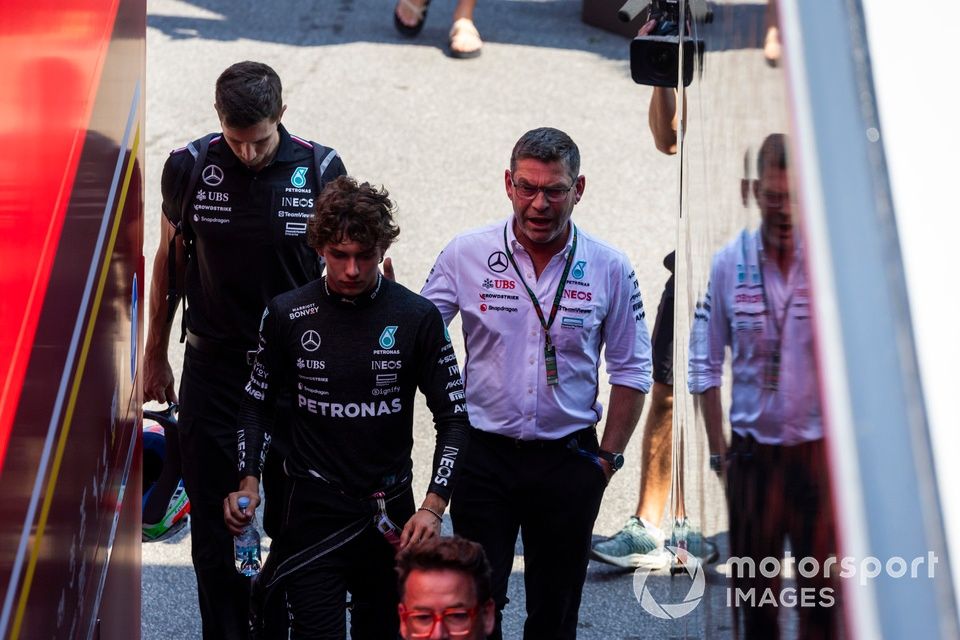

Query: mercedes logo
<box><xmin>202</xmin><ymin>164</ymin><xmax>224</xmax><ymax>186</ymax></box>
<box><xmin>300</xmin><ymin>330</ymin><xmax>321</xmax><ymax>352</ymax></box>
<box><xmin>487</xmin><ymin>251</ymin><xmax>508</xmax><ymax>273</ymax></box>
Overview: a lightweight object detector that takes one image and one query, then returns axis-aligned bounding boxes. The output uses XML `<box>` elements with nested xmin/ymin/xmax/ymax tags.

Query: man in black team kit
<box><xmin>225</xmin><ymin>176</ymin><xmax>471</xmax><ymax>638</ymax></box>
<box><xmin>143</xmin><ymin>61</ymin><xmax>346</xmax><ymax>638</ymax></box>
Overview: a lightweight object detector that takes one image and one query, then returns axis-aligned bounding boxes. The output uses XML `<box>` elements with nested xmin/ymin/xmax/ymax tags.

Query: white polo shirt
<box><xmin>421</xmin><ymin>219</ymin><xmax>652</xmax><ymax>440</ymax></box>
<box><xmin>688</xmin><ymin>228</ymin><xmax>823</xmax><ymax>445</ymax></box>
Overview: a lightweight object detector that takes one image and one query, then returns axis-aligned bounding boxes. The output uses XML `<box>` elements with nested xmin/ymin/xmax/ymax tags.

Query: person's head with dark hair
<box><xmin>215</xmin><ymin>61</ymin><xmax>284</xmax><ymax>128</ymax></box>
<box><xmin>308</xmin><ymin>176</ymin><xmax>400</xmax><ymax>297</ymax></box>
<box><xmin>756</xmin><ymin>132</ymin><xmax>787</xmax><ymax>180</ymax></box>
<box><xmin>213</xmin><ymin>61</ymin><xmax>287</xmax><ymax>171</ymax></box>
<box><xmin>753</xmin><ymin>133</ymin><xmax>793</xmax><ymax>255</ymax></box>
<box><xmin>504</xmin><ymin>127</ymin><xmax>586</xmax><ymax>265</ymax></box>
<box><xmin>396</xmin><ymin>536</ymin><xmax>496</xmax><ymax>639</ymax></box>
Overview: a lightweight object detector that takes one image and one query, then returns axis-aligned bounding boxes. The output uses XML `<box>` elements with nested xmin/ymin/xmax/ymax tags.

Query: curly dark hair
<box><xmin>396</xmin><ymin>536</ymin><xmax>492</xmax><ymax>605</ymax></box>
<box><xmin>214</xmin><ymin>61</ymin><xmax>283</xmax><ymax>128</ymax></box>
<box><xmin>307</xmin><ymin>176</ymin><xmax>400</xmax><ymax>252</ymax></box>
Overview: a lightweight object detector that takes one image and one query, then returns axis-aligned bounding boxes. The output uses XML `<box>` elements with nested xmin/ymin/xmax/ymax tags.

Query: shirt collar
<box><xmin>215</xmin><ymin>123</ymin><xmax>293</xmax><ymax>170</ymax></box>
<box><xmin>504</xmin><ymin>218</ymin><xmax>576</xmax><ymax>259</ymax></box>
<box><xmin>319</xmin><ymin>274</ymin><xmax>384</xmax><ymax>309</ymax></box>
<box><xmin>272</xmin><ymin>124</ymin><xmax>295</xmax><ymax>163</ymax></box>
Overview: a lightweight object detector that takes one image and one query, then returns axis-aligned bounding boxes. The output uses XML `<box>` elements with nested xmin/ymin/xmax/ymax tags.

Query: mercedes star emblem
<box><xmin>487</xmin><ymin>251</ymin><xmax>508</xmax><ymax>273</ymax></box>
<box><xmin>202</xmin><ymin>164</ymin><xmax>224</xmax><ymax>187</ymax></box>
<box><xmin>300</xmin><ymin>330</ymin><xmax>321</xmax><ymax>352</ymax></box>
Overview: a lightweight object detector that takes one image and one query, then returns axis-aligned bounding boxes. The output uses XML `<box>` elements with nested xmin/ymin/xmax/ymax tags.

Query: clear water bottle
<box><xmin>234</xmin><ymin>496</ymin><xmax>261</xmax><ymax>577</ymax></box>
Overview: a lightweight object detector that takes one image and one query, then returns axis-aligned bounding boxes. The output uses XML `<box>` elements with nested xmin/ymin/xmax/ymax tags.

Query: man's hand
<box><xmin>144</xmin><ymin>350</ymin><xmax>177</xmax><ymax>404</ymax></box>
<box><xmin>223</xmin><ymin>476</ymin><xmax>260</xmax><ymax>536</ymax></box>
<box><xmin>598</xmin><ymin>458</ymin><xmax>615</xmax><ymax>484</ymax></box>
<box><xmin>400</xmin><ymin>510</ymin><xmax>441</xmax><ymax>549</ymax></box>
<box><xmin>382</xmin><ymin>256</ymin><xmax>395</xmax><ymax>282</ymax></box>
<box><xmin>400</xmin><ymin>492</ymin><xmax>446</xmax><ymax>549</ymax></box>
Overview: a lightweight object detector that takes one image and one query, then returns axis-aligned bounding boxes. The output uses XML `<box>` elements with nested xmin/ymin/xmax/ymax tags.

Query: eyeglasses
<box><xmin>511</xmin><ymin>179</ymin><xmax>575</xmax><ymax>203</ymax></box>
<box><xmin>759</xmin><ymin>189</ymin><xmax>789</xmax><ymax>208</ymax></box>
<box><xmin>400</xmin><ymin>606</ymin><xmax>477</xmax><ymax>637</ymax></box>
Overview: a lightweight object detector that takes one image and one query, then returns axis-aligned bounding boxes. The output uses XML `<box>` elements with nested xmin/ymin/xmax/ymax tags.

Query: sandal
<box><xmin>448</xmin><ymin>17</ymin><xmax>483</xmax><ymax>59</ymax></box>
<box><xmin>394</xmin><ymin>0</ymin><xmax>430</xmax><ymax>38</ymax></box>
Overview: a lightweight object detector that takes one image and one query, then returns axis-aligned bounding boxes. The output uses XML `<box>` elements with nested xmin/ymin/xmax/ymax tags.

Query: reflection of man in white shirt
<box><xmin>689</xmin><ymin>133</ymin><xmax>839</xmax><ymax>640</ymax></box>
<box><xmin>421</xmin><ymin>127</ymin><xmax>652</xmax><ymax>639</ymax></box>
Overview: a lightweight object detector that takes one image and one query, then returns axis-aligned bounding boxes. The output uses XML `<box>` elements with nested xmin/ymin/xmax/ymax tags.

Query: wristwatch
<box><xmin>709</xmin><ymin>454</ymin><xmax>723</xmax><ymax>472</ymax></box>
<box><xmin>597</xmin><ymin>449</ymin><xmax>625</xmax><ymax>471</ymax></box>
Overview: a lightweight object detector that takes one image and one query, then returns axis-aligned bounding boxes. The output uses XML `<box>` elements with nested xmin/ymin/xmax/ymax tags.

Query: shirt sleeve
<box><xmin>415</xmin><ymin>303</ymin><xmax>471</xmax><ymax>501</ymax></box>
<box><xmin>321</xmin><ymin>151</ymin><xmax>347</xmax><ymax>183</ymax></box>
<box><xmin>159</xmin><ymin>149</ymin><xmax>191</xmax><ymax>227</ymax></box>
<box><xmin>602</xmin><ymin>256</ymin><xmax>653</xmax><ymax>393</ymax></box>
<box><xmin>420</xmin><ymin>242</ymin><xmax>460</xmax><ymax>325</ymax></box>
<box><xmin>688</xmin><ymin>252</ymin><xmax>728</xmax><ymax>393</ymax></box>
<box><xmin>237</xmin><ymin>303</ymin><xmax>281</xmax><ymax>480</ymax></box>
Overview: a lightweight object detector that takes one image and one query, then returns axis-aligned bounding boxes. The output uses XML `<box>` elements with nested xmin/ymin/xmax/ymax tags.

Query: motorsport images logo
<box><xmin>633</xmin><ymin>547</ymin><xmax>705</xmax><ymax>620</ymax></box>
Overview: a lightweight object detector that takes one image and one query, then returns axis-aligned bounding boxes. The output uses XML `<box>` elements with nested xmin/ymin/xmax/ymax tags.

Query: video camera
<box><xmin>619</xmin><ymin>0</ymin><xmax>706</xmax><ymax>88</ymax></box>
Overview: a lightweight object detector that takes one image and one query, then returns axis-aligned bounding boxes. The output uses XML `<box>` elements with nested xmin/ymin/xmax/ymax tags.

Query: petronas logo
<box><xmin>380</xmin><ymin>326</ymin><xmax>398</xmax><ymax>349</ymax></box>
<box><xmin>291</xmin><ymin>166</ymin><xmax>309</xmax><ymax>188</ymax></box>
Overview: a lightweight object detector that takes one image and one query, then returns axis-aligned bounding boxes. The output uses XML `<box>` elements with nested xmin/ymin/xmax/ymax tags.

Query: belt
<box><xmin>185</xmin><ymin>330</ymin><xmax>256</xmax><ymax>365</ymax></box>
<box><xmin>470</xmin><ymin>425</ymin><xmax>596</xmax><ymax>451</ymax></box>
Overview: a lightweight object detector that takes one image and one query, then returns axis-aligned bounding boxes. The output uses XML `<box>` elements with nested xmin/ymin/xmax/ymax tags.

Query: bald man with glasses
<box><xmin>421</xmin><ymin>127</ymin><xmax>652</xmax><ymax>639</ymax></box>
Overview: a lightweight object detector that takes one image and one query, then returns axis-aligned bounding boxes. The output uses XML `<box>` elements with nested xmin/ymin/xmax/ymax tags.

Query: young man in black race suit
<box><xmin>225</xmin><ymin>176</ymin><xmax>471</xmax><ymax>638</ymax></box>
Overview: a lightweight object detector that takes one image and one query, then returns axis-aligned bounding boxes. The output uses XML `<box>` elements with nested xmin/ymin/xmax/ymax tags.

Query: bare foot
<box><xmin>764</xmin><ymin>25</ymin><xmax>781</xmax><ymax>66</ymax></box>
<box><xmin>396</xmin><ymin>0</ymin><xmax>428</xmax><ymax>29</ymax></box>
<box><xmin>449</xmin><ymin>18</ymin><xmax>482</xmax><ymax>59</ymax></box>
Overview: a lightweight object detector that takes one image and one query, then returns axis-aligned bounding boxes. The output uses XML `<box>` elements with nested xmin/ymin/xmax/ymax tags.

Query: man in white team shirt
<box><xmin>421</xmin><ymin>127</ymin><xmax>652</xmax><ymax>639</ymax></box>
<box><xmin>689</xmin><ymin>133</ymin><xmax>839</xmax><ymax>639</ymax></box>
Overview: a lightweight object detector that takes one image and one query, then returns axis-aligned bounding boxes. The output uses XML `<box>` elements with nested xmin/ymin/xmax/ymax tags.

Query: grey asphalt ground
<box><xmin>141</xmin><ymin>0</ymin><xmax>735</xmax><ymax>637</ymax></box>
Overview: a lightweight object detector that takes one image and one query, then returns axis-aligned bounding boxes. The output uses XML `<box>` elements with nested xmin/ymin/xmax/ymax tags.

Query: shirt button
<box><xmin>529</xmin><ymin>357</ymin><xmax>535</xmax><ymax>364</ymax></box>
<box><xmin>528</xmin><ymin>388</ymin><xmax>533</xmax><ymax>394</ymax></box>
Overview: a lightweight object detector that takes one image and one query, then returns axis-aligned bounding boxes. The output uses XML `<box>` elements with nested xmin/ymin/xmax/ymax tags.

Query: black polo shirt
<box><xmin>160</xmin><ymin>124</ymin><xmax>347</xmax><ymax>348</ymax></box>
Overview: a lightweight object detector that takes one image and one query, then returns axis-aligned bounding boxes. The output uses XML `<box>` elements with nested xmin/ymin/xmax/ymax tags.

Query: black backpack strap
<box><xmin>310</xmin><ymin>144</ymin><xmax>345</xmax><ymax>276</ymax></box>
<box><xmin>167</xmin><ymin>134</ymin><xmax>216</xmax><ymax>340</ymax></box>
<box><xmin>311</xmin><ymin>143</ymin><xmax>344</xmax><ymax>192</ymax></box>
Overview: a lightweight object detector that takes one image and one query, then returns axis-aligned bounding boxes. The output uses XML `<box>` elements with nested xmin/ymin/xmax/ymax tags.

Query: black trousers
<box><xmin>451</xmin><ymin>427</ymin><xmax>607</xmax><ymax>640</ymax></box>
<box><xmin>265</xmin><ymin>477</ymin><xmax>415</xmax><ymax>639</ymax></box>
<box><xmin>178</xmin><ymin>344</ymin><xmax>289</xmax><ymax>639</ymax></box>
<box><xmin>726</xmin><ymin>433</ymin><xmax>840</xmax><ymax>640</ymax></box>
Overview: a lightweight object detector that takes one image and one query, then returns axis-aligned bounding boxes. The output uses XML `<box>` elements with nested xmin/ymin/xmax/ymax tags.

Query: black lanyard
<box><xmin>742</xmin><ymin>232</ymin><xmax>796</xmax><ymax>340</ymax></box>
<box><xmin>503</xmin><ymin>223</ymin><xmax>578</xmax><ymax>385</ymax></box>
<box><xmin>741</xmin><ymin>231</ymin><xmax>796</xmax><ymax>391</ymax></box>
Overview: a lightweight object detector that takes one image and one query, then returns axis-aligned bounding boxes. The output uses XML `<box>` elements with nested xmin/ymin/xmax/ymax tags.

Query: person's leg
<box><xmin>637</xmin><ymin>381</ymin><xmax>674</xmax><ymax>523</ymax></box>
<box><xmin>346</xmin><ymin>487</ymin><xmax>413</xmax><ymax>639</ymax></box>
<box><xmin>592</xmin><ymin>272</ymin><xmax>674</xmax><ymax>568</ymax></box>
<box><xmin>285</xmin><ymin>559</ymin><xmax>349</xmax><ymax>640</ymax></box>
<box><xmin>452</xmin><ymin>0</ymin><xmax>476</xmax><ymax>22</ymax></box>
<box><xmin>727</xmin><ymin>436</ymin><xmax>785</xmax><ymax>640</ymax></box>
<box><xmin>786</xmin><ymin>439</ymin><xmax>841</xmax><ymax>640</ymax></box>
<box><xmin>394</xmin><ymin>0</ymin><xmax>432</xmax><ymax>33</ymax></box>
<box><xmin>639</xmin><ymin>271</ymin><xmax>675</xmax><ymax>525</ymax></box>
<box><xmin>764</xmin><ymin>0</ymin><xmax>782</xmax><ymax>65</ymax></box>
<box><xmin>450</xmin><ymin>433</ymin><xmax>522</xmax><ymax>640</ymax></box>
<box><xmin>520</xmin><ymin>433</ymin><xmax>606</xmax><ymax>640</ymax></box>
<box><xmin>448</xmin><ymin>0</ymin><xmax>482</xmax><ymax>58</ymax></box>
<box><xmin>178</xmin><ymin>348</ymin><xmax>252</xmax><ymax>640</ymax></box>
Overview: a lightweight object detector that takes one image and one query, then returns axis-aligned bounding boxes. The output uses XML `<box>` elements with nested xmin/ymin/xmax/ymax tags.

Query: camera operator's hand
<box><xmin>638</xmin><ymin>17</ymin><xmax>657</xmax><ymax>37</ymax></box>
